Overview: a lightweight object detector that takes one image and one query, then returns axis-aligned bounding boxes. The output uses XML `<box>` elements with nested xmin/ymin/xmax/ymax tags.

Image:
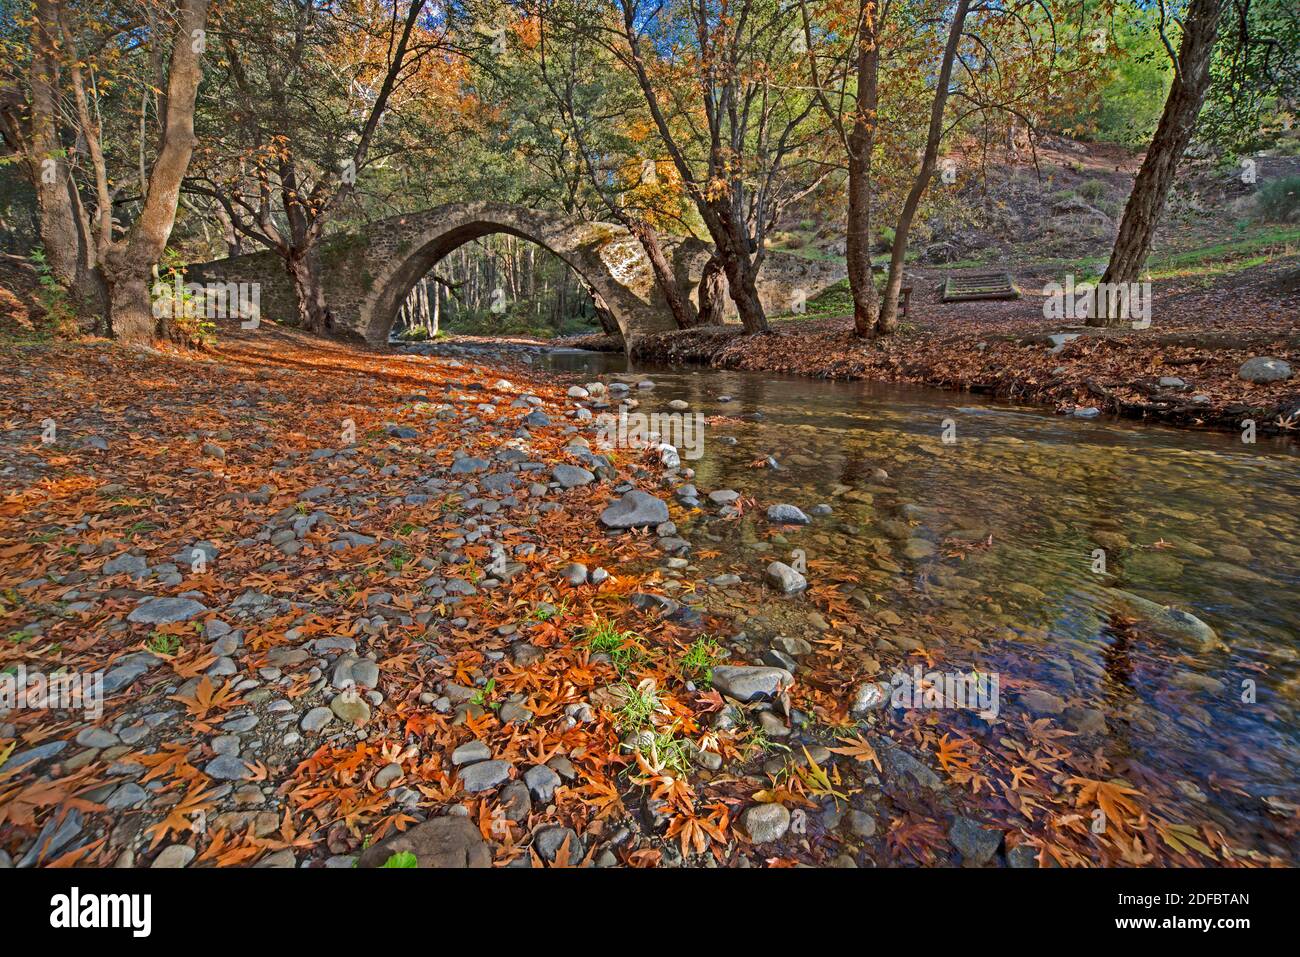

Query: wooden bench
<box><xmin>941</xmin><ymin>271</ymin><xmax>1020</xmax><ymax>303</ymax></box>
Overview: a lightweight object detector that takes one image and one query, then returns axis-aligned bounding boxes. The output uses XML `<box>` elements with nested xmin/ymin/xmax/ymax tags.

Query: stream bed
<box><xmin>536</xmin><ymin>349</ymin><xmax>1300</xmax><ymax>859</ymax></box>
<box><xmin>404</xmin><ymin>341</ymin><xmax>1300</xmax><ymax>861</ymax></box>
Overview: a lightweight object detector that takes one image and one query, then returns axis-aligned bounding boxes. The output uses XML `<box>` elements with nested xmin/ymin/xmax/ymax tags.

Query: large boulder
<box><xmin>356</xmin><ymin>816</ymin><xmax>492</xmax><ymax>868</ymax></box>
<box><xmin>1238</xmin><ymin>356</ymin><xmax>1292</xmax><ymax>383</ymax></box>
<box><xmin>710</xmin><ymin>665</ymin><xmax>794</xmax><ymax>703</ymax></box>
<box><xmin>128</xmin><ymin>597</ymin><xmax>208</xmax><ymax>625</ymax></box>
<box><xmin>599</xmin><ymin>490</ymin><xmax>670</xmax><ymax>529</ymax></box>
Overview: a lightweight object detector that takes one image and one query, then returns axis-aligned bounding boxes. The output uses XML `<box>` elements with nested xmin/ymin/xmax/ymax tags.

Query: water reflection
<box><xmin>533</xmin><ymin>348</ymin><xmax>1300</xmax><ymax>844</ymax></box>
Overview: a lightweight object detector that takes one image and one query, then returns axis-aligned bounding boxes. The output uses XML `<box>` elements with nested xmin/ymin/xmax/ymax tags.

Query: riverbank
<box><xmin>563</xmin><ymin>257</ymin><xmax>1300</xmax><ymax>437</ymax></box>
<box><xmin>2</xmin><ymin>327</ymin><xmax>1291</xmax><ymax>869</ymax></box>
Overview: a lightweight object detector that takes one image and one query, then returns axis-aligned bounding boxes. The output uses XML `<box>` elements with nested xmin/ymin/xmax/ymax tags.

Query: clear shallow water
<box><xmin>531</xmin><ymin>349</ymin><xmax>1300</xmax><ymax>856</ymax></box>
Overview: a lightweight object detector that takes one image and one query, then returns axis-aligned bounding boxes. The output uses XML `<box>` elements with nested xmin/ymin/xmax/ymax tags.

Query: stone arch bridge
<box><xmin>190</xmin><ymin>202</ymin><xmax>844</xmax><ymax>347</ymax></box>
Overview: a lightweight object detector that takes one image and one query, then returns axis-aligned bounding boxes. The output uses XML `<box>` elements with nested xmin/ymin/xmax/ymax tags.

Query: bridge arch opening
<box><xmin>383</xmin><ymin>227</ymin><xmax>613</xmax><ymax>343</ymax></box>
<box><xmin>358</xmin><ymin>205</ymin><xmax>673</xmax><ymax>345</ymax></box>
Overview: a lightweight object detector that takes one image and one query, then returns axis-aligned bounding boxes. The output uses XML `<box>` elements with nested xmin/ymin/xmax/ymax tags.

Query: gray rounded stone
<box><xmin>359</xmin><ymin>816</ymin><xmax>492</xmax><ymax>867</ymax></box>
<box><xmin>459</xmin><ymin>760</ymin><xmax>512</xmax><ymax>793</ymax></box>
<box><xmin>152</xmin><ymin>844</ymin><xmax>197</xmax><ymax>868</ymax></box>
<box><xmin>204</xmin><ymin>754</ymin><xmax>253</xmax><ymax>781</ymax></box>
<box><xmin>1238</xmin><ymin>356</ymin><xmax>1292</xmax><ymax>383</ymax></box>
<box><xmin>532</xmin><ymin>824</ymin><xmax>583</xmax><ymax>862</ymax></box>
<box><xmin>710</xmin><ymin>665</ymin><xmax>794</xmax><ymax>703</ymax></box>
<box><xmin>553</xmin><ymin>464</ymin><xmax>595</xmax><ymax>488</ymax></box>
<box><xmin>561</xmin><ymin>562</ymin><xmax>589</xmax><ymax>586</ymax></box>
<box><xmin>764</xmin><ymin>561</ymin><xmax>807</xmax><ymax>594</ymax></box>
<box><xmin>948</xmin><ymin>815</ymin><xmax>1003</xmax><ymax>866</ymax></box>
<box><xmin>741</xmin><ymin>803</ymin><xmax>791</xmax><ymax>844</ymax></box>
<box><xmin>599</xmin><ymin>490</ymin><xmax>669</xmax><ymax>529</ymax></box>
<box><xmin>128</xmin><ymin>597</ymin><xmax>208</xmax><ymax>625</ymax></box>
<box><xmin>766</xmin><ymin>504</ymin><xmax>810</xmax><ymax>525</ymax></box>
<box><xmin>523</xmin><ymin>764</ymin><xmax>561</xmax><ymax>803</ymax></box>
<box><xmin>75</xmin><ymin>727</ymin><xmax>120</xmax><ymax>749</ymax></box>
<box><xmin>451</xmin><ymin>740</ymin><xmax>492</xmax><ymax>765</ymax></box>
<box><xmin>301</xmin><ymin>707</ymin><xmax>334</xmax><ymax>733</ymax></box>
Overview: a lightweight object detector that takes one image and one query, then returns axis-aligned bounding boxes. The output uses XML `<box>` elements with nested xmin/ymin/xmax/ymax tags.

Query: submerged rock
<box><xmin>764</xmin><ymin>561</ymin><xmax>807</xmax><ymax>594</ymax></box>
<box><xmin>948</xmin><ymin>816</ymin><xmax>1002</xmax><ymax>866</ymax></box>
<box><xmin>1104</xmin><ymin>589</ymin><xmax>1224</xmax><ymax>651</ymax></box>
<box><xmin>766</xmin><ymin>504</ymin><xmax>810</xmax><ymax>525</ymax></box>
<box><xmin>851</xmin><ymin>681</ymin><xmax>891</xmax><ymax>713</ymax></box>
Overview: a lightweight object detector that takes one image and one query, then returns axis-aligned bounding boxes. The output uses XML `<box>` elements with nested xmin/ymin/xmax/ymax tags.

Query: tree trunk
<box><xmin>287</xmin><ymin>248</ymin><xmax>332</xmax><ymax>332</ymax></box>
<box><xmin>878</xmin><ymin>0</ymin><xmax>969</xmax><ymax>335</ymax></box>
<box><xmin>26</xmin><ymin>0</ymin><xmax>104</xmax><ymax>321</ymax></box>
<box><xmin>846</xmin><ymin>1</ymin><xmax>881</xmax><ymax>338</ymax></box>
<box><xmin>628</xmin><ymin>219</ymin><xmax>697</xmax><ymax>328</ymax></box>
<box><xmin>720</xmin><ymin>243</ymin><xmax>768</xmax><ymax>334</ymax></box>
<box><xmin>697</xmin><ymin>255</ymin><xmax>727</xmax><ymax>326</ymax></box>
<box><xmin>103</xmin><ymin>264</ymin><xmax>157</xmax><ymax>343</ymax></box>
<box><xmin>1092</xmin><ymin>0</ymin><xmax>1224</xmax><ymax>325</ymax></box>
<box><xmin>214</xmin><ymin>202</ymin><xmax>242</xmax><ymax>257</ymax></box>
<box><xmin>616</xmin><ymin>1</ymin><xmax>767</xmax><ymax>334</ymax></box>
<box><xmin>100</xmin><ymin>0</ymin><xmax>210</xmax><ymax>343</ymax></box>
<box><xmin>592</xmin><ymin>292</ymin><xmax>619</xmax><ymax>336</ymax></box>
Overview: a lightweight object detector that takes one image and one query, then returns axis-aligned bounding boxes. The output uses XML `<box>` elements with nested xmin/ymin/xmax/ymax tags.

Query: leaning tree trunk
<box><xmin>1092</xmin><ymin>0</ymin><xmax>1224</xmax><ymax>326</ymax></box>
<box><xmin>592</xmin><ymin>293</ymin><xmax>620</xmax><ymax>336</ymax></box>
<box><xmin>846</xmin><ymin>2</ymin><xmax>881</xmax><ymax>338</ymax></box>
<box><xmin>100</xmin><ymin>0</ymin><xmax>210</xmax><ymax>343</ymax></box>
<box><xmin>710</xmin><ymin>213</ymin><xmax>768</xmax><ymax>333</ymax></box>
<box><xmin>878</xmin><ymin>0</ymin><xmax>970</xmax><ymax>335</ymax></box>
<box><xmin>628</xmin><ymin>219</ymin><xmax>697</xmax><ymax>328</ymax></box>
<box><xmin>697</xmin><ymin>255</ymin><xmax>727</xmax><ymax>326</ymax></box>
<box><xmin>720</xmin><ymin>249</ymin><xmax>767</xmax><ymax>333</ymax></box>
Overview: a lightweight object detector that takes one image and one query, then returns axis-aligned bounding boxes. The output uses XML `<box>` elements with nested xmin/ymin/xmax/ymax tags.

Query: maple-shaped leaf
<box><xmin>170</xmin><ymin>676</ymin><xmax>245</xmax><ymax>721</ymax></box>
<box><xmin>145</xmin><ymin>780</ymin><xmax>223</xmax><ymax>848</ymax></box>
<box><xmin>693</xmin><ymin>688</ymin><xmax>725</xmax><ymax>713</ymax></box>
<box><xmin>934</xmin><ymin>733</ymin><xmax>977</xmax><ymax>773</ymax></box>
<box><xmin>827</xmin><ymin>734</ymin><xmax>882</xmax><ymax>771</ymax></box>
<box><xmin>665</xmin><ymin>811</ymin><xmax>711</xmax><ymax>857</ymax></box>
<box><xmin>1065</xmin><ymin>776</ymin><xmax>1144</xmax><ymax>831</ymax></box>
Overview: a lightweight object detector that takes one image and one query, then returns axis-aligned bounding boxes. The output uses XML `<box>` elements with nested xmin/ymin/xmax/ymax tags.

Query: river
<box><xmin>414</xmin><ymin>342</ymin><xmax>1300</xmax><ymax>861</ymax></box>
